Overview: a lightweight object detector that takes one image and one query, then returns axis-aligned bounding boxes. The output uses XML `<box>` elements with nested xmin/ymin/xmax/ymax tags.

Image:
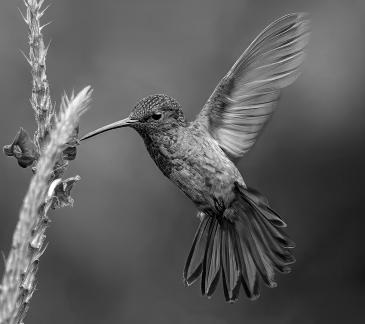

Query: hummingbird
<box><xmin>81</xmin><ymin>13</ymin><xmax>310</xmax><ymax>302</ymax></box>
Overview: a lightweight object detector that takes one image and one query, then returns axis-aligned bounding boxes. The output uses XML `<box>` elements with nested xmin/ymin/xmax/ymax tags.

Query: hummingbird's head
<box><xmin>130</xmin><ymin>94</ymin><xmax>185</xmax><ymax>131</ymax></box>
<box><xmin>81</xmin><ymin>94</ymin><xmax>186</xmax><ymax>141</ymax></box>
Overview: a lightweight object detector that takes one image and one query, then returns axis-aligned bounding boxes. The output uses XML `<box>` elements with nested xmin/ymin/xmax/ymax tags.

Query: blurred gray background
<box><xmin>1</xmin><ymin>0</ymin><xmax>365</xmax><ymax>323</ymax></box>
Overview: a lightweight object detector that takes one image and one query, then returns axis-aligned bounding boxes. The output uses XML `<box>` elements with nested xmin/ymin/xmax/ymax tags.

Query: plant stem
<box><xmin>21</xmin><ymin>0</ymin><xmax>54</xmax><ymax>152</ymax></box>
<box><xmin>0</xmin><ymin>1</ymin><xmax>93</xmax><ymax>323</ymax></box>
<box><xmin>0</xmin><ymin>87</ymin><xmax>92</xmax><ymax>324</ymax></box>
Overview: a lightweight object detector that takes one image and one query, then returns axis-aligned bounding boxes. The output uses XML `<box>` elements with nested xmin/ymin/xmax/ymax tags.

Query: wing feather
<box><xmin>194</xmin><ymin>13</ymin><xmax>310</xmax><ymax>161</ymax></box>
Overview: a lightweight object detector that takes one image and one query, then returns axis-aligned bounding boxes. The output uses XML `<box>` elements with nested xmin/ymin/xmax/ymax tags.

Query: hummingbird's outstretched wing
<box><xmin>193</xmin><ymin>13</ymin><xmax>310</xmax><ymax>161</ymax></box>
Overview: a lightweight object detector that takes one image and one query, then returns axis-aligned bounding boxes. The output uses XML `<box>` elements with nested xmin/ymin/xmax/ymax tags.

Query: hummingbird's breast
<box><xmin>144</xmin><ymin>124</ymin><xmax>245</xmax><ymax>213</ymax></box>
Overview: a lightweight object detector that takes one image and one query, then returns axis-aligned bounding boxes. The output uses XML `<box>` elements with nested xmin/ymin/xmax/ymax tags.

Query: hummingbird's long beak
<box><xmin>80</xmin><ymin>117</ymin><xmax>137</xmax><ymax>141</ymax></box>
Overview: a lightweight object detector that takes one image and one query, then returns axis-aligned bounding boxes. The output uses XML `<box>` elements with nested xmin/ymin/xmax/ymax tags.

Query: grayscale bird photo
<box><xmin>0</xmin><ymin>1</ymin><xmax>363</xmax><ymax>324</ymax></box>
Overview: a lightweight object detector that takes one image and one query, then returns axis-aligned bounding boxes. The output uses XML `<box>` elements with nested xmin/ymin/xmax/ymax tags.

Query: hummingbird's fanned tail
<box><xmin>183</xmin><ymin>184</ymin><xmax>295</xmax><ymax>302</ymax></box>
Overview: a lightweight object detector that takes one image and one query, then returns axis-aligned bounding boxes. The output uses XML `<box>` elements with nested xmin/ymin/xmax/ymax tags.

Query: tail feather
<box><xmin>183</xmin><ymin>183</ymin><xmax>295</xmax><ymax>302</ymax></box>
<box><xmin>251</xmin><ymin>217</ymin><xmax>293</xmax><ymax>273</ymax></box>
<box><xmin>255</xmin><ymin>212</ymin><xmax>296</xmax><ymax>249</ymax></box>
<box><xmin>248</xmin><ymin>230</ymin><xmax>277</xmax><ymax>288</ymax></box>
<box><xmin>237</xmin><ymin>233</ymin><xmax>260</xmax><ymax>299</ymax></box>
<box><xmin>201</xmin><ymin>218</ymin><xmax>221</xmax><ymax>297</ymax></box>
<box><xmin>242</xmin><ymin>187</ymin><xmax>287</xmax><ymax>228</ymax></box>
<box><xmin>221</xmin><ymin>225</ymin><xmax>241</xmax><ymax>301</ymax></box>
<box><xmin>183</xmin><ymin>216</ymin><xmax>211</xmax><ymax>285</ymax></box>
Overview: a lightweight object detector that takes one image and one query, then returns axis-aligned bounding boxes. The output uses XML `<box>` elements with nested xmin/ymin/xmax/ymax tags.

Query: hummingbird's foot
<box><xmin>196</xmin><ymin>211</ymin><xmax>206</xmax><ymax>221</ymax></box>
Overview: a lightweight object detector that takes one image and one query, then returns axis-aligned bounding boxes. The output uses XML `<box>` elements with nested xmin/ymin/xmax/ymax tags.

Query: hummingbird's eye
<box><xmin>151</xmin><ymin>112</ymin><xmax>162</xmax><ymax>121</ymax></box>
